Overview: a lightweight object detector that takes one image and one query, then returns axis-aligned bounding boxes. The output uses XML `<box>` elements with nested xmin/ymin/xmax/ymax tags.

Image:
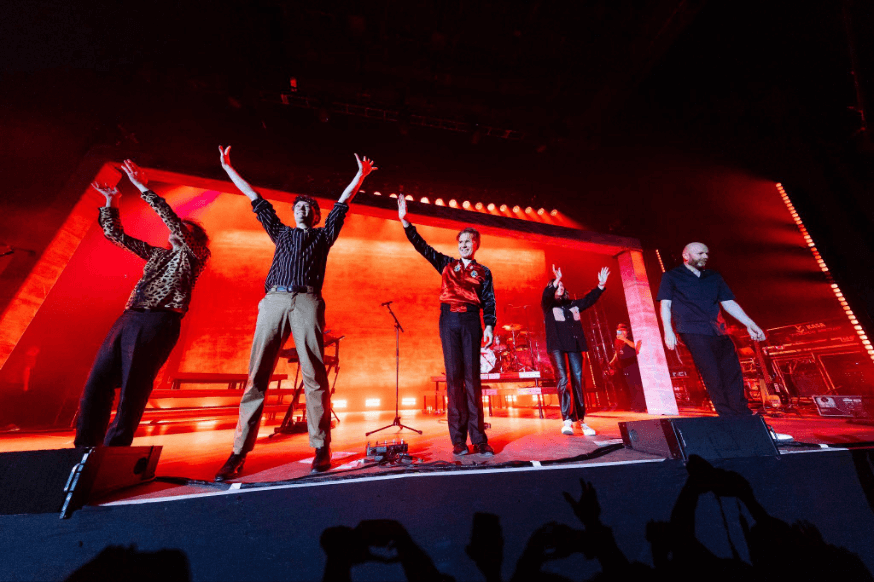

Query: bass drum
<box><xmin>480</xmin><ymin>348</ymin><xmax>498</xmax><ymax>373</ymax></box>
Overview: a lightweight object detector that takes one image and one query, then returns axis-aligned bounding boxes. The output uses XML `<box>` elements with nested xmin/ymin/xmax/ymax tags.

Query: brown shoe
<box><xmin>215</xmin><ymin>452</ymin><xmax>246</xmax><ymax>482</ymax></box>
<box><xmin>452</xmin><ymin>443</ymin><xmax>469</xmax><ymax>456</ymax></box>
<box><xmin>311</xmin><ymin>445</ymin><xmax>331</xmax><ymax>473</ymax></box>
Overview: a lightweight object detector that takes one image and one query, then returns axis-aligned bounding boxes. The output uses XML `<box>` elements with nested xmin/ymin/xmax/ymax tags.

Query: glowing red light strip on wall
<box><xmin>776</xmin><ymin>183</ymin><xmax>874</xmax><ymax>360</ymax></box>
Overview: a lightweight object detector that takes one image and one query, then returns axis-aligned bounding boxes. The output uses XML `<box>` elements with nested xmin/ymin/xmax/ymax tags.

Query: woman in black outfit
<box><xmin>541</xmin><ymin>265</ymin><xmax>610</xmax><ymax>436</ymax></box>
<box><xmin>609</xmin><ymin>323</ymin><xmax>647</xmax><ymax>412</ymax></box>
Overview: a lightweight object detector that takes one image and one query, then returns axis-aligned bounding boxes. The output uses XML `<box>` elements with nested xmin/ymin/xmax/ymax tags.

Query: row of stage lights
<box><xmin>366</xmin><ymin>191</ymin><xmax>559</xmax><ymax>219</ymax></box>
<box><xmin>776</xmin><ymin>183</ymin><xmax>874</xmax><ymax>362</ymax></box>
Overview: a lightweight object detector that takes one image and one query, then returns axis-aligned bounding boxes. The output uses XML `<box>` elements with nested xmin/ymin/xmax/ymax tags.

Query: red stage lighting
<box><xmin>420</xmin><ymin>197</ymin><xmax>430</xmax><ymax>204</ymax></box>
<box><xmin>435</xmin><ymin>198</ymin><xmax>445</xmax><ymax>206</ymax></box>
<box><xmin>449</xmin><ymin>199</ymin><xmax>458</xmax><ymax>208</ymax></box>
<box><xmin>462</xmin><ymin>201</ymin><xmax>472</xmax><ymax>209</ymax></box>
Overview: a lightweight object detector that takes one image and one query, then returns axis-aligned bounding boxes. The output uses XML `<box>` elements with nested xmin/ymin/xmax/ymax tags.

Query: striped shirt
<box><xmin>253</xmin><ymin>198</ymin><xmax>349</xmax><ymax>294</ymax></box>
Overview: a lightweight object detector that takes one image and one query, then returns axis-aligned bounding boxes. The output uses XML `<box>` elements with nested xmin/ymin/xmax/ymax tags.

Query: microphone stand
<box><xmin>367</xmin><ymin>302</ymin><xmax>422</xmax><ymax>436</ymax></box>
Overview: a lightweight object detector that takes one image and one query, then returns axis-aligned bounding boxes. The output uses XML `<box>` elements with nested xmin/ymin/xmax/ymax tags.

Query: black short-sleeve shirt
<box><xmin>656</xmin><ymin>265</ymin><xmax>735</xmax><ymax>336</ymax></box>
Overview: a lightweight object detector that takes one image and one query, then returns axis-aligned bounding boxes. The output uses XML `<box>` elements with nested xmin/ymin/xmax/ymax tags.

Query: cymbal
<box><xmin>502</xmin><ymin>324</ymin><xmax>523</xmax><ymax>331</ymax></box>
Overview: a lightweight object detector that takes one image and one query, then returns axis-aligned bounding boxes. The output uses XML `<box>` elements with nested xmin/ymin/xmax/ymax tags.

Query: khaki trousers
<box><xmin>233</xmin><ymin>291</ymin><xmax>330</xmax><ymax>452</ymax></box>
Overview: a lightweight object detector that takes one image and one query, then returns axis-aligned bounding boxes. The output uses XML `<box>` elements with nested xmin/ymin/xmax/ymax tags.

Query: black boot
<box><xmin>215</xmin><ymin>452</ymin><xmax>246</xmax><ymax>482</ymax></box>
<box><xmin>311</xmin><ymin>445</ymin><xmax>331</xmax><ymax>473</ymax></box>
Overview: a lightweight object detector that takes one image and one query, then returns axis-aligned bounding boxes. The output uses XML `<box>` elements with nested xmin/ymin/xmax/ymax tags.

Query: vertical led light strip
<box><xmin>776</xmin><ymin>183</ymin><xmax>874</xmax><ymax>361</ymax></box>
<box><xmin>654</xmin><ymin>249</ymin><xmax>666</xmax><ymax>273</ymax></box>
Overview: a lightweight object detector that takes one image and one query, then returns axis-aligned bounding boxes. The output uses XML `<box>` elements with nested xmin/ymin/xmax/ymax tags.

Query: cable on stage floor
<box><xmin>232</xmin><ymin>443</ymin><xmax>628</xmax><ymax>490</ymax></box>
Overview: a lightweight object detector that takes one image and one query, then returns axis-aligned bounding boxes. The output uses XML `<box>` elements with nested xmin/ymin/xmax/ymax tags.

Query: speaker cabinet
<box><xmin>0</xmin><ymin>446</ymin><xmax>161</xmax><ymax>517</ymax></box>
<box><xmin>618</xmin><ymin>416</ymin><xmax>779</xmax><ymax>460</ymax></box>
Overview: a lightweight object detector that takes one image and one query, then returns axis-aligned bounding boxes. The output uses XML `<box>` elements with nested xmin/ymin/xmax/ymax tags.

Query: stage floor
<box><xmin>1</xmin><ymin>405</ymin><xmax>873</xmax><ymax>507</ymax></box>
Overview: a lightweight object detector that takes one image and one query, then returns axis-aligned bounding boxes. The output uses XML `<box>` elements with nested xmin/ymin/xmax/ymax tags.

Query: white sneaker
<box><xmin>580</xmin><ymin>423</ymin><xmax>597</xmax><ymax>436</ymax></box>
<box><xmin>561</xmin><ymin>419</ymin><xmax>574</xmax><ymax>435</ymax></box>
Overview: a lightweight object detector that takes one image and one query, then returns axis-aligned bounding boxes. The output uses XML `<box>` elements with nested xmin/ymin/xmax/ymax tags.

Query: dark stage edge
<box><xmin>2</xmin><ymin>447</ymin><xmax>874</xmax><ymax>581</ymax></box>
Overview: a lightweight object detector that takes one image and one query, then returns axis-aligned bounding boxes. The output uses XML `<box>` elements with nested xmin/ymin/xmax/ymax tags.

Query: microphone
<box><xmin>380</xmin><ymin>301</ymin><xmax>393</xmax><ymax>307</ymax></box>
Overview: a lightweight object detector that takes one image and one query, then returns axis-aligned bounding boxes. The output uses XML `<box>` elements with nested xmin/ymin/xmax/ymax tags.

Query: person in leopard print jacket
<box><xmin>74</xmin><ymin>159</ymin><xmax>210</xmax><ymax>447</ymax></box>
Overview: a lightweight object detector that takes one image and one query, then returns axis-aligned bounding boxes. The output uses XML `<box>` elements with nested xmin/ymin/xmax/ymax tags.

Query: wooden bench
<box><xmin>167</xmin><ymin>372</ymin><xmax>287</xmax><ymax>391</ymax></box>
<box><xmin>141</xmin><ymin>373</ymin><xmax>290</xmax><ymax>424</ymax></box>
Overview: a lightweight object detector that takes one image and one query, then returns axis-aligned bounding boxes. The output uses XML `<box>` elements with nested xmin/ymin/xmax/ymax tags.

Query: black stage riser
<box><xmin>1</xmin><ymin>449</ymin><xmax>873</xmax><ymax>581</ymax></box>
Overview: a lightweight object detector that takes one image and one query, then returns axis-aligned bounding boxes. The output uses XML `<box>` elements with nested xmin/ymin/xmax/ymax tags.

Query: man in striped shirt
<box><xmin>215</xmin><ymin>146</ymin><xmax>377</xmax><ymax>480</ymax></box>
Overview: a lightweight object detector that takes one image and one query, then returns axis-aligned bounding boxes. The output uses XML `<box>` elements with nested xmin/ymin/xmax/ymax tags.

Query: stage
<box><xmin>2</xmin><ymin>407</ymin><xmax>874</xmax><ymax>581</ymax></box>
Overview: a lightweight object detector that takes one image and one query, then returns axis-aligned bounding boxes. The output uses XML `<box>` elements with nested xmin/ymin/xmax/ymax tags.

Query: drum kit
<box><xmin>480</xmin><ymin>323</ymin><xmax>540</xmax><ymax>373</ymax></box>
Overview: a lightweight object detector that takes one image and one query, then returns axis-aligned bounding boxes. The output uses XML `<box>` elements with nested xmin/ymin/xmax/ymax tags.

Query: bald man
<box><xmin>656</xmin><ymin>242</ymin><xmax>766</xmax><ymax>417</ymax></box>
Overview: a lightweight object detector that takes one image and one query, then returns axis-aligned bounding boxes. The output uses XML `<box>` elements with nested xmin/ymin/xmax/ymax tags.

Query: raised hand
<box><xmin>218</xmin><ymin>145</ymin><xmax>232</xmax><ymax>169</ymax></box>
<box><xmin>563</xmin><ymin>479</ymin><xmax>602</xmax><ymax>527</ymax></box>
<box><xmin>597</xmin><ymin>267</ymin><xmax>610</xmax><ymax>288</ymax></box>
<box><xmin>397</xmin><ymin>195</ymin><xmax>408</xmax><ymax>223</ymax></box>
<box><xmin>552</xmin><ymin>264</ymin><xmax>563</xmax><ymax>284</ymax></box>
<box><xmin>355</xmin><ymin>153</ymin><xmax>378</xmax><ymax>177</ymax></box>
<box><xmin>120</xmin><ymin>159</ymin><xmax>148</xmax><ymax>191</ymax></box>
<box><xmin>91</xmin><ymin>181</ymin><xmax>120</xmax><ymax>207</ymax></box>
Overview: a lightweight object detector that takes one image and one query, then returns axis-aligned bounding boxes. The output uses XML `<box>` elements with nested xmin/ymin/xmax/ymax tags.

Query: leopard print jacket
<box><xmin>99</xmin><ymin>190</ymin><xmax>210</xmax><ymax>313</ymax></box>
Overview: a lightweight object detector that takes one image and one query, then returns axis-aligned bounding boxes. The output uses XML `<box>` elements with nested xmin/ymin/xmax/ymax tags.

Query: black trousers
<box><xmin>549</xmin><ymin>350</ymin><xmax>587</xmax><ymax>421</ymax></box>
<box><xmin>680</xmin><ymin>333</ymin><xmax>752</xmax><ymax>417</ymax></box>
<box><xmin>620</xmin><ymin>360</ymin><xmax>647</xmax><ymax>412</ymax></box>
<box><xmin>75</xmin><ymin>310</ymin><xmax>182</xmax><ymax>446</ymax></box>
<box><xmin>439</xmin><ymin>307</ymin><xmax>488</xmax><ymax>445</ymax></box>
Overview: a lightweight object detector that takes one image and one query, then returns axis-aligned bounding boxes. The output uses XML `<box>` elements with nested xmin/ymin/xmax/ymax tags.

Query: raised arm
<box><xmin>542</xmin><ymin>282</ymin><xmax>558</xmax><ymax>309</ymax></box>
<box><xmin>720</xmin><ymin>300</ymin><xmax>765</xmax><ymax>341</ymax></box>
<box><xmin>337</xmin><ymin>154</ymin><xmax>377</xmax><ymax>204</ymax></box>
<box><xmin>218</xmin><ymin>145</ymin><xmax>260</xmax><ymax>202</ymax></box>
<box><xmin>119</xmin><ymin>160</ymin><xmax>201</xmax><ymax>252</ymax></box>
<box><xmin>92</xmin><ymin>181</ymin><xmax>155</xmax><ymax>261</ymax></box>
<box><xmin>569</xmin><ymin>268</ymin><xmax>609</xmax><ymax>311</ymax></box>
<box><xmin>541</xmin><ymin>265</ymin><xmax>562</xmax><ymax>309</ymax></box>
<box><xmin>398</xmin><ymin>197</ymin><xmax>452</xmax><ymax>273</ymax></box>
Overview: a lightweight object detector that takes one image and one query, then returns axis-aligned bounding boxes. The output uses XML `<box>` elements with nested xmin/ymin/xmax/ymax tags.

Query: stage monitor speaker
<box><xmin>0</xmin><ymin>446</ymin><xmax>161</xmax><ymax>518</ymax></box>
<box><xmin>618</xmin><ymin>417</ymin><xmax>779</xmax><ymax>461</ymax></box>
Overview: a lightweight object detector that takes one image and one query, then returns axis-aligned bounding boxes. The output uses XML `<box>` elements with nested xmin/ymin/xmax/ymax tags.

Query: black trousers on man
<box><xmin>549</xmin><ymin>350</ymin><xmax>587</xmax><ymax>421</ymax></box>
<box><xmin>680</xmin><ymin>333</ymin><xmax>752</xmax><ymax>417</ymax></box>
<box><xmin>439</xmin><ymin>305</ymin><xmax>488</xmax><ymax>446</ymax></box>
<box><xmin>75</xmin><ymin>310</ymin><xmax>182</xmax><ymax>446</ymax></box>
